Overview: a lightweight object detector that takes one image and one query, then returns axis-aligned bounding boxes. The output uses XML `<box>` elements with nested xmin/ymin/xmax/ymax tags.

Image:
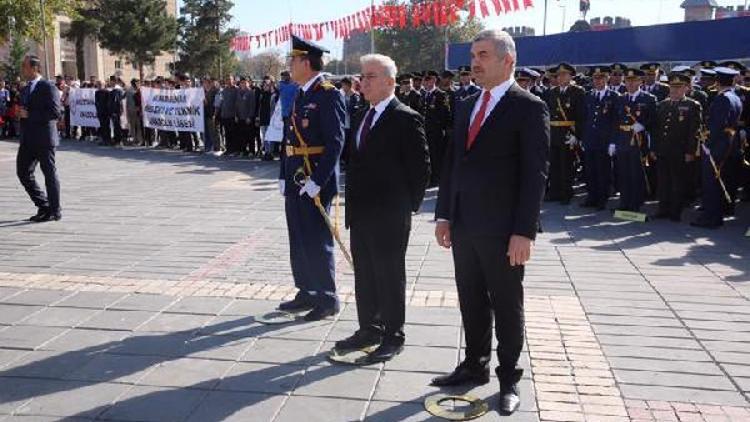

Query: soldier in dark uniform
<box><xmin>278</xmin><ymin>36</ymin><xmax>346</xmax><ymax>320</ymax></box>
<box><xmin>455</xmin><ymin>65</ymin><xmax>480</xmax><ymax>102</ymax></box>
<box><xmin>581</xmin><ymin>66</ymin><xmax>618</xmax><ymax>210</ymax></box>
<box><xmin>641</xmin><ymin>63</ymin><xmax>670</xmax><ymax>102</ymax></box>
<box><xmin>652</xmin><ymin>73</ymin><xmax>702</xmax><ymax>221</ymax></box>
<box><xmin>440</xmin><ymin>70</ymin><xmax>457</xmax><ymax>115</ymax></box>
<box><xmin>610</xmin><ymin>68</ymin><xmax>656</xmax><ymax>212</ymax></box>
<box><xmin>515</xmin><ymin>67</ymin><xmax>539</xmax><ymax>92</ymax></box>
<box><xmin>421</xmin><ymin>70</ymin><xmax>451</xmax><ymax>187</ymax></box>
<box><xmin>544</xmin><ymin>62</ymin><xmax>585</xmax><ymax>204</ymax></box>
<box><xmin>670</xmin><ymin>65</ymin><xmax>707</xmax><ymax>203</ymax></box>
<box><xmin>412</xmin><ymin>72</ymin><xmax>425</xmax><ymax>95</ymax></box>
<box><xmin>719</xmin><ymin>61</ymin><xmax>750</xmax><ymax>204</ymax></box>
<box><xmin>540</xmin><ymin>66</ymin><xmax>558</xmax><ymax>106</ymax></box>
<box><xmin>529</xmin><ymin>68</ymin><xmax>546</xmax><ymax>99</ymax></box>
<box><xmin>610</xmin><ymin>63</ymin><xmax>628</xmax><ymax>94</ymax></box>
<box><xmin>692</xmin><ymin>67</ymin><xmax>744</xmax><ymax>228</ymax></box>
<box><xmin>396</xmin><ymin>73</ymin><xmax>424</xmax><ymax>113</ymax></box>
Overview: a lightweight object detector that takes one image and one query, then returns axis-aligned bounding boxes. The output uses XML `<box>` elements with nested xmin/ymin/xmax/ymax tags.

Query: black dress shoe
<box><xmin>278</xmin><ymin>295</ymin><xmax>313</xmax><ymax>312</ymax></box>
<box><xmin>334</xmin><ymin>329</ymin><xmax>382</xmax><ymax>352</ymax></box>
<box><xmin>499</xmin><ymin>383</ymin><xmax>521</xmax><ymax>415</ymax></box>
<box><xmin>359</xmin><ymin>340</ymin><xmax>404</xmax><ymax>364</ymax></box>
<box><xmin>430</xmin><ymin>362</ymin><xmax>490</xmax><ymax>387</ymax></box>
<box><xmin>303</xmin><ymin>305</ymin><xmax>339</xmax><ymax>321</ymax></box>
<box><xmin>38</xmin><ymin>213</ymin><xmax>61</xmax><ymax>222</ymax></box>
<box><xmin>29</xmin><ymin>208</ymin><xmax>50</xmax><ymax>222</ymax></box>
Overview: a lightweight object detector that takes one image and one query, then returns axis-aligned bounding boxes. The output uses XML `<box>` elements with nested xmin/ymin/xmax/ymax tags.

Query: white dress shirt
<box><xmin>594</xmin><ymin>88</ymin><xmax>608</xmax><ymax>101</ymax></box>
<box><xmin>356</xmin><ymin>94</ymin><xmax>395</xmax><ymax>148</ymax></box>
<box><xmin>301</xmin><ymin>74</ymin><xmax>323</xmax><ymax>93</ymax></box>
<box><xmin>469</xmin><ymin>78</ymin><xmax>515</xmax><ymax>128</ymax></box>
<box><xmin>28</xmin><ymin>75</ymin><xmax>43</xmax><ymax>94</ymax></box>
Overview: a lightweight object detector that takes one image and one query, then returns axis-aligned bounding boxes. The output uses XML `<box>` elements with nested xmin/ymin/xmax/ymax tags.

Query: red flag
<box><xmin>511</xmin><ymin>0</ymin><xmax>520</xmax><ymax>10</ymax></box>
<box><xmin>468</xmin><ymin>0</ymin><xmax>476</xmax><ymax>19</ymax></box>
<box><xmin>479</xmin><ymin>0</ymin><xmax>490</xmax><ymax>17</ymax></box>
<box><xmin>433</xmin><ymin>1</ymin><xmax>441</xmax><ymax>25</ymax></box>
<box><xmin>501</xmin><ymin>0</ymin><xmax>512</xmax><ymax>13</ymax></box>
<box><xmin>523</xmin><ymin>0</ymin><xmax>533</xmax><ymax>7</ymax></box>
<box><xmin>412</xmin><ymin>2</ymin><xmax>422</xmax><ymax>27</ymax></box>
<box><xmin>490</xmin><ymin>0</ymin><xmax>503</xmax><ymax>14</ymax></box>
<box><xmin>399</xmin><ymin>5</ymin><xmax>407</xmax><ymax>28</ymax></box>
<box><xmin>439</xmin><ymin>1</ymin><xmax>449</xmax><ymax>25</ymax></box>
<box><xmin>423</xmin><ymin>2</ymin><xmax>432</xmax><ymax>24</ymax></box>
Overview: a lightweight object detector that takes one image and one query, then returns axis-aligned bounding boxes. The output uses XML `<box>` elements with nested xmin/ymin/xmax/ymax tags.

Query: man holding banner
<box><xmin>277</xmin><ymin>35</ymin><xmax>346</xmax><ymax>321</ymax></box>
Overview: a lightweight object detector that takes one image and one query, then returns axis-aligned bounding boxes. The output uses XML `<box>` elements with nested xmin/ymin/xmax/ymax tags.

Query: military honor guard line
<box><xmin>10</xmin><ymin>25</ymin><xmax>748</xmax><ymax>416</ymax></box>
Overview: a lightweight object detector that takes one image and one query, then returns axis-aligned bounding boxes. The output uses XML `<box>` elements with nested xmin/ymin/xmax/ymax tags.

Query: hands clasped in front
<box><xmin>435</xmin><ymin>221</ymin><xmax>533</xmax><ymax>267</ymax></box>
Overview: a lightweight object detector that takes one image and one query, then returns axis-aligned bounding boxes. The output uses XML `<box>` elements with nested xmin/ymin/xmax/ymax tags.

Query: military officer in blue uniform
<box><xmin>581</xmin><ymin>66</ymin><xmax>618</xmax><ymax>210</ymax></box>
<box><xmin>718</xmin><ymin>61</ymin><xmax>750</xmax><ymax>206</ymax></box>
<box><xmin>692</xmin><ymin>67</ymin><xmax>743</xmax><ymax>228</ymax></box>
<box><xmin>610</xmin><ymin>63</ymin><xmax>628</xmax><ymax>94</ymax></box>
<box><xmin>641</xmin><ymin>63</ymin><xmax>670</xmax><ymax>102</ymax></box>
<box><xmin>455</xmin><ymin>66</ymin><xmax>480</xmax><ymax>102</ymax></box>
<box><xmin>278</xmin><ymin>36</ymin><xmax>346</xmax><ymax>320</ymax></box>
<box><xmin>610</xmin><ymin>68</ymin><xmax>656</xmax><ymax>212</ymax></box>
<box><xmin>515</xmin><ymin>68</ymin><xmax>540</xmax><ymax>95</ymax></box>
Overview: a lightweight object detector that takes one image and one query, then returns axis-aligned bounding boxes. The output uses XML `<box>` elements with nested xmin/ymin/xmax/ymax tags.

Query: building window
<box><xmin>115</xmin><ymin>60</ymin><xmax>122</xmax><ymax>70</ymax></box>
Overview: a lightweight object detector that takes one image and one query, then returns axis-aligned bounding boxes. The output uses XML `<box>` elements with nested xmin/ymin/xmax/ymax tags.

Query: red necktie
<box><xmin>466</xmin><ymin>91</ymin><xmax>492</xmax><ymax>150</ymax></box>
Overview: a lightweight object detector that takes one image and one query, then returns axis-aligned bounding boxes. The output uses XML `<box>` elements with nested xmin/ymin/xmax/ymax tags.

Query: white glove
<box><xmin>565</xmin><ymin>133</ymin><xmax>578</xmax><ymax>146</ymax></box>
<box><xmin>278</xmin><ymin>180</ymin><xmax>285</xmax><ymax>196</ymax></box>
<box><xmin>608</xmin><ymin>144</ymin><xmax>616</xmax><ymax>157</ymax></box>
<box><xmin>632</xmin><ymin>122</ymin><xmax>645</xmax><ymax>134</ymax></box>
<box><xmin>740</xmin><ymin>129</ymin><xmax>747</xmax><ymax>143</ymax></box>
<box><xmin>299</xmin><ymin>179</ymin><xmax>321</xmax><ymax>198</ymax></box>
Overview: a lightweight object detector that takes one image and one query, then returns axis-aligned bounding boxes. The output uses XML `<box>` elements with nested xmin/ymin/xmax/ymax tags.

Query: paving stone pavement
<box><xmin>0</xmin><ymin>138</ymin><xmax>749</xmax><ymax>421</ymax></box>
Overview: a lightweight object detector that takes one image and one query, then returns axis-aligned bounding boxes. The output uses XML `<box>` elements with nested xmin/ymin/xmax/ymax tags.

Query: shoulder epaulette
<box><xmin>319</xmin><ymin>81</ymin><xmax>336</xmax><ymax>91</ymax></box>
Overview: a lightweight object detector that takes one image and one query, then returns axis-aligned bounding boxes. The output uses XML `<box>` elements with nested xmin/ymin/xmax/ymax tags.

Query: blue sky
<box><xmin>179</xmin><ymin>0</ymin><xmax>743</xmax><ymax>59</ymax></box>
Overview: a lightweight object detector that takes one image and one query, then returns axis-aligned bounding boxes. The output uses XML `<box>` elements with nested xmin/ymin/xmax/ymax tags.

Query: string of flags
<box><xmin>230</xmin><ymin>0</ymin><xmax>534</xmax><ymax>52</ymax></box>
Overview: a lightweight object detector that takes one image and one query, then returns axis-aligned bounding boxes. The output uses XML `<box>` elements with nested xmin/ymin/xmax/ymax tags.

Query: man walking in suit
<box><xmin>16</xmin><ymin>55</ymin><xmax>63</xmax><ymax>222</ymax></box>
<box><xmin>334</xmin><ymin>54</ymin><xmax>430</xmax><ymax>364</ymax></box>
<box><xmin>433</xmin><ymin>30</ymin><xmax>550</xmax><ymax>415</ymax></box>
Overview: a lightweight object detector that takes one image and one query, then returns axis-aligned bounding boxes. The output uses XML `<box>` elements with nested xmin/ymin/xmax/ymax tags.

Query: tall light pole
<box><xmin>559</xmin><ymin>1</ymin><xmax>567</xmax><ymax>32</ymax></box>
<box><xmin>39</xmin><ymin>0</ymin><xmax>51</xmax><ymax>78</ymax></box>
<box><xmin>370</xmin><ymin>0</ymin><xmax>375</xmax><ymax>54</ymax></box>
<box><xmin>542</xmin><ymin>0</ymin><xmax>549</xmax><ymax>35</ymax></box>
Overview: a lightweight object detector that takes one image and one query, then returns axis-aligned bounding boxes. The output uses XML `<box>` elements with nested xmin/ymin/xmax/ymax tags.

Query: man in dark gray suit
<box><xmin>17</xmin><ymin>55</ymin><xmax>63</xmax><ymax>222</ymax></box>
<box><xmin>219</xmin><ymin>76</ymin><xmax>239</xmax><ymax>155</ymax></box>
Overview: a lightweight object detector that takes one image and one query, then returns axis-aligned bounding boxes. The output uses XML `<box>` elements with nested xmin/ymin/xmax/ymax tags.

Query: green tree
<box><xmin>1</xmin><ymin>36</ymin><xmax>29</xmax><ymax>81</ymax></box>
<box><xmin>175</xmin><ymin>0</ymin><xmax>237</xmax><ymax>78</ymax></box>
<box><xmin>63</xmin><ymin>5</ymin><xmax>102</xmax><ymax>80</ymax></box>
<box><xmin>373</xmin><ymin>0</ymin><xmax>484</xmax><ymax>72</ymax></box>
<box><xmin>97</xmin><ymin>0</ymin><xmax>178</xmax><ymax>80</ymax></box>
<box><xmin>0</xmin><ymin>0</ymin><xmax>77</xmax><ymax>44</ymax></box>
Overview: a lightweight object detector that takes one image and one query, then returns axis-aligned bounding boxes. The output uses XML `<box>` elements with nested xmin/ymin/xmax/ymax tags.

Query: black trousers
<box><xmin>16</xmin><ymin>143</ymin><xmax>60</xmax><ymax>213</ymax></box>
<box><xmin>98</xmin><ymin>115</ymin><xmax>111</xmax><ymax>144</ymax></box>
<box><xmin>426</xmin><ymin>129</ymin><xmax>446</xmax><ymax>186</ymax></box>
<box><xmin>222</xmin><ymin>118</ymin><xmax>238</xmax><ymax>153</ymax></box>
<box><xmin>549</xmin><ymin>140</ymin><xmax>575</xmax><ymax>201</ymax></box>
<box><xmin>111</xmin><ymin>115</ymin><xmax>124</xmax><ymax>144</ymax></box>
<box><xmin>451</xmin><ymin>222</ymin><xmax>524</xmax><ymax>382</ymax></box>
<box><xmin>583</xmin><ymin>149</ymin><xmax>611</xmax><ymax>206</ymax></box>
<box><xmin>350</xmin><ymin>216</ymin><xmax>411</xmax><ymax>341</ymax></box>
<box><xmin>657</xmin><ymin>155</ymin><xmax>689</xmax><ymax>219</ymax></box>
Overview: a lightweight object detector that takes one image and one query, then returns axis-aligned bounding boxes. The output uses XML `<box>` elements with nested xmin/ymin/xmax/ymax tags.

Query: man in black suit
<box><xmin>433</xmin><ymin>30</ymin><xmax>550</xmax><ymax>415</ymax></box>
<box><xmin>16</xmin><ymin>55</ymin><xmax>63</xmax><ymax>222</ymax></box>
<box><xmin>335</xmin><ymin>54</ymin><xmax>430</xmax><ymax>364</ymax></box>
